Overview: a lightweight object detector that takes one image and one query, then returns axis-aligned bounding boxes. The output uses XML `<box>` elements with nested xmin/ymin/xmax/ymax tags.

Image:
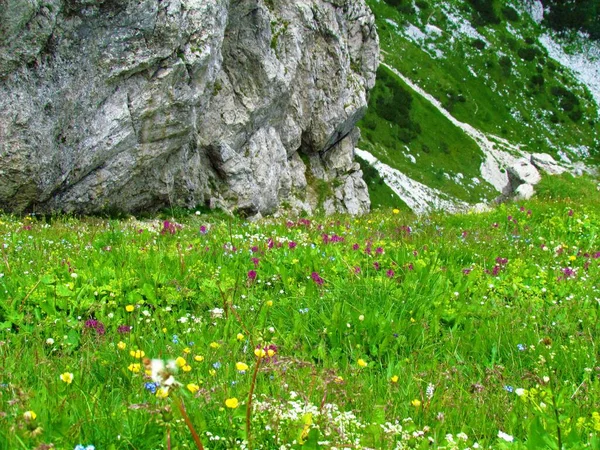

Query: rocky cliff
<box><xmin>0</xmin><ymin>0</ymin><xmax>378</xmax><ymax>217</ymax></box>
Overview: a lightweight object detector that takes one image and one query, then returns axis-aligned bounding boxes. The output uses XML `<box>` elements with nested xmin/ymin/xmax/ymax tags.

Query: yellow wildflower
<box><xmin>393</xmin><ymin>209</ymin><xmax>400</xmax><ymax>214</ymax></box>
<box><xmin>236</xmin><ymin>333</ymin><xmax>245</xmax><ymax>341</ymax></box>
<box><xmin>194</xmin><ymin>355</ymin><xmax>205</xmax><ymax>362</ymax></box>
<box><xmin>60</xmin><ymin>372</ymin><xmax>74</xmax><ymax>384</ymax></box>
<box><xmin>23</xmin><ymin>411</ymin><xmax>37</xmax><ymax>421</ymax></box>
<box><xmin>130</xmin><ymin>349</ymin><xmax>145</xmax><ymax>359</ymax></box>
<box><xmin>390</xmin><ymin>375</ymin><xmax>399</xmax><ymax>383</ymax></box>
<box><xmin>254</xmin><ymin>348</ymin><xmax>266</xmax><ymax>358</ymax></box>
<box><xmin>175</xmin><ymin>356</ymin><xmax>186</xmax><ymax>368</ymax></box>
<box><xmin>411</xmin><ymin>399</ymin><xmax>421</xmax><ymax>407</ymax></box>
<box><xmin>236</xmin><ymin>362</ymin><xmax>249</xmax><ymax>372</ymax></box>
<box><xmin>117</xmin><ymin>341</ymin><xmax>126</xmax><ymax>350</ymax></box>
<box><xmin>183</xmin><ymin>347</ymin><xmax>191</xmax><ymax>354</ymax></box>
<box><xmin>225</xmin><ymin>398</ymin><xmax>239</xmax><ymax>409</ymax></box>
<box><xmin>182</xmin><ymin>364</ymin><xmax>192</xmax><ymax>372</ymax></box>
<box><xmin>187</xmin><ymin>383</ymin><xmax>200</xmax><ymax>394</ymax></box>
<box><xmin>156</xmin><ymin>387</ymin><xmax>169</xmax><ymax>398</ymax></box>
<box><xmin>125</xmin><ymin>305</ymin><xmax>135</xmax><ymax>312</ymax></box>
<box><xmin>357</xmin><ymin>359</ymin><xmax>367</xmax><ymax>368</ymax></box>
<box><xmin>127</xmin><ymin>363</ymin><xmax>141</xmax><ymax>373</ymax></box>
<box><xmin>209</xmin><ymin>342</ymin><xmax>220</xmax><ymax>349</ymax></box>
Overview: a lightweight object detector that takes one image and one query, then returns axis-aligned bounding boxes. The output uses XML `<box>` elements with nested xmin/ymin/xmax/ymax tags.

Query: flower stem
<box><xmin>246</xmin><ymin>356</ymin><xmax>262</xmax><ymax>449</ymax></box>
<box><xmin>174</xmin><ymin>395</ymin><xmax>205</xmax><ymax>450</ymax></box>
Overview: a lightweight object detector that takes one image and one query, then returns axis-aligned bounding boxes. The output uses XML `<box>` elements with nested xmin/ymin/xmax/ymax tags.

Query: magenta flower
<box><xmin>248</xmin><ymin>270</ymin><xmax>257</xmax><ymax>281</ymax></box>
<box><xmin>251</xmin><ymin>257</ymin><xmax>260</xmax><ymax>267</ymax></box>
<box><xmin>311</xmin><ymin>272</ymin><xmax>324</xmax><ymax>286</ymax></box>
<box><xmin>352</xmin><ymin>243</ymin><xmax>359</xmax><ymax>251</ymax></box>
<box><xmin>386</xmin><ymin>269</ymin><xmax>395</xmax><ymax>278</ymax></box>
<box><xmin>288</xmin><ymin>241</ymin><xmax>297</xmax><ymax>249</ymax></box>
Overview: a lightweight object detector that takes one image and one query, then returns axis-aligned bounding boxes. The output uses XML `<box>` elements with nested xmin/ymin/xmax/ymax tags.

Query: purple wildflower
<box><xmin>118</xmin><ymin>325</ymin><xmax>132</xmax><ymax>334</ymax></box>
<box><xmin>248</xmin><ymin>270</ymin><xmax>257</xmax><ymax>281</ymax></box>
<box><xmin>311</xmin><ymin>272</ymin><xmax>324</xmax><ymax>286</ymax></box>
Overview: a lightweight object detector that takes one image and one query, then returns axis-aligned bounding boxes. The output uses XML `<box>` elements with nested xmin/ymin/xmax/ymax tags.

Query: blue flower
<box><xmin>517</xmin><ymin>344</ymin><xmax>526</xmax><ymax>351</ymax></box>
<box><xmin>172</xmin><ymin>335</ymin><xmax>179</xmax><ymax>344</ymax></box>
<box><xmin>212</xmin><ymin>362</ymin><xmax>222</xmax><ymax>369</ymax></box>
<box><xmin>145</xmin><ymin>382</ymin><xmax>158</xmax><ymax>394</ymax></box>
<box><xmin>504</xmin><ymin>385</ymin><xmax>514</xmax><ymax>393</ymax></box>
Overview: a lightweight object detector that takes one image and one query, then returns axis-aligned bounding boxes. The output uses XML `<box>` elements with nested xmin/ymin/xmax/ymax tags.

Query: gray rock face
<box><xmin>0</xmin><ymin>0</ymin><xmax>379</xmax><ymax>216</ymax></box>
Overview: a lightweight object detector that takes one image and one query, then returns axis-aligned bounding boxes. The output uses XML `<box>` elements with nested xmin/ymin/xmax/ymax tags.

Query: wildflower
<box><xmin>390</xmin><ymin>375</ymin><xmax>399</xmax><ymax>383</ymax></box>
<box><xmin>266</xmin><ymin>300</ymin><xmax>273</xmax><ymax>307</ymax></box>
<box><xmin>182</xmin><ymin>364</ymin><xmax>192</xmax><ymax>372</ymax></box>
<box><xmin>183</xmin><ymin>347</ymin><xmax>191</xmax><ymax>354</ymax></box>
<box><xmin>60</xmin><ymin>372</ymin><xmax>74</xmax><ymax>384</ymax></box>
<box><xmin>334</xmin><ymin>376</ymin><xmax>344</xmax><ymax>384</ymax></box>
<box><xmin>130</xmin><ymin>349</ymin><xmax>145</xmax><ymax>359</ymax></box>
<box><xmin>236</xmin><ymin>362</ymin><xmax>249</xmax><ymax>372</ymax></box>
<box><xmin>85</xmin><ymin>319</ymin><xmax>106</xmax><ymax>335</ymax></box>
<box><xmin>187</xmin><ymin>383</ymin><xmax>200</xmax><ymax>394</ymax></box>
<box><xmin>225</xmin><ymin>397</ymin><xmax>239</xmax><ymax>408</ymax></box>
<box><xmin>426</xmin><ymin>383</ymin><xmax>435</xmax><ymax>399</ymax></box>
<box><xmin>515</xmin><ymin>388</ymin><xmax>526</xmax><ymax>397</ymax></box>
<box><xmin>254</xmin><ymin>348</ymin><xmax>266</xmax><ymax>358</ymax></box>
<box><xmin>156</xmin><ymin>387</ymin><xmax>169</xmax><ymax>398</ymax></box>
<box><xmin>125</xmin><ymin>305</ymin><xmax>135</xmax><ymax>312</ymax></box>
<box><xmin>504</xmin><ymin>385</ymin><xmax>514</xmax><ymax>393</ymax></box>
<box><xmin>194</xmin><ymin>355</ymin><xmax>205</xmax><ymax>362</ymax></box>
<box><xmin>209</xmin><ymin>342</ymin><xmax>220</xmax><ymax>349</ymax></box>
<box><xmin>46</xmin><ymin>338</ymin><xmax>54</xmax><ymax>345</ymax></box>
<box><xmin>117</xmin><ymin>341</ymin><xmax>126</xmax><ymax>350</ymax></box>
<box><xmin>357</xmin><ymin>359</ymin><xmax>367</xmax><ymax>368</ymax></box>
<box><xmin>393</xmin><ymin>209</ymin><xmax>400</xmax><ymax>214</ymax></box>
<box><xmin>145</xmin><ymin>382</ymin><xmax>158</xmax><ymax>394</ymax></box>
<box><xmin>236</xmin><ymin>333</ymin><xmax>244</xmax><ymax>341</ymax></box>
<box><xmin>497</xmin><ymin>431</ymin><xmax>514</xmax><ymax>442</ymax></box>
<box><xmin>23</xmin><ymin>411</ymin><xmax>37</xmax><ymax>421</ymax></box>
<box><xmin>247</xmin><ymin>270</ymin><xmax>257</xmax><ymax>281</ymax></box>
<box><xmin>517</xmin><ymin>343</ymin><xmax>526</xmax><ymax>351</ymax></box>
<box><xmin>175</xmin><ymin>356</ymin><xmax>187</xmax><ymax>367</ymax></box>
<box><xmin>118</xmin><ymin>325</ymin><xmax>132</xmax><ymax>334</ymax></box>
<box><xmin>411</xmin><ymin>399</ymin><xmax>422</xmax><ymax>407</ymax></box>
<box><xmin>127</xmin><ymin>363</ymin><xmax>141</xmax><ymax>373</ymax></box>
<box><xmin>311</xmin><ymin>272</ymin><xmax>324</xmax><ymax>286</ymax></box>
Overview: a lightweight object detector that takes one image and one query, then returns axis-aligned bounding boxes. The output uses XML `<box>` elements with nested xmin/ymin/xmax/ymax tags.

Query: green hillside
<box><xmin>359</xmin><ymin>0</ymin><xmax>600</xmax><ymax>209</ymax></box>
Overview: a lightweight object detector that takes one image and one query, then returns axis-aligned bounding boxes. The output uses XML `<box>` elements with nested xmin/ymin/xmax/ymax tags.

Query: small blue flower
<box><xmin>504</xmin><ymin>385</ymin><xmax>514</xmax><ymax>393</ymax></box>
<box><xmin>172</xmin><ymin>335</ymin><xmax>179</xmax><ymax>344</ymax></box>
<box><xmin>299</xmin><ymin>308</ymin><xmax>309</xmax><ymax>314</ymax></box>
<box><xmin>145</xmin><ymin>382</ymin><xmax>158</xmax><ymax>394</ymax></box>
<box><xmin>212</xmin><ymin>362</ymin><xmax>222</xmax><ymax>369</ymax></box>
<box><xmin>517</xmin><ymin>344</ymin><xmax>526</xmax><ymax>351</ymax></box>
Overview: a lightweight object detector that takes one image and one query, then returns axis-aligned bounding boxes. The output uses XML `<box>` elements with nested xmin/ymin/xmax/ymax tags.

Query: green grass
<box><xmin>0</xmin><ymin>172</ymin><xmax>599</xmax><ymax>449</ymax></box>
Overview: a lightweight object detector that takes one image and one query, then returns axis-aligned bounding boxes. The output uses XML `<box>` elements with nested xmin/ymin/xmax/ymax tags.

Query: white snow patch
<box><xmin>443</xmin><ymin>6</ymin><xmax>489</xmax><ymax>43</ymax></box>
<box><xmin>356</xmin><ymin>148</ymin><xmax>468</xmax><ymax>215</ymax></box>
<box><xmin>382</xmin><ymin>63</ymin><xmax>524</xmax><ymax>193</ymax></box>
<box><xmin>404</xmin><ymin>23</ymin><xmax>427</xmax><ymax>42</ymax></box>
<box><xmin>425</xmin><ymin>24</ymin><xmax>443</xmax><ymax>36</ymax></box>
<box><xmin>523</xmin><ymin>0</ymin><xmax>544</xmax><ymax>24</ymax></box>
<box><xmin>385</xmin><ymin>18</ymin><xmax>399</xmax><ymax>29</ymax></box>
<box><xmin>538</xmin><ymin>33</ymin><xmax>600</xmax><ymax>114</ymax></box>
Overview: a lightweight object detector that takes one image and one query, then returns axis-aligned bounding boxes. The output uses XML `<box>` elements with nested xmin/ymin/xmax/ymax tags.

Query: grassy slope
<box><xmin>360</xmin><ymin>0</ymin><xmax>600</xmax><ymax>209</ymax></box>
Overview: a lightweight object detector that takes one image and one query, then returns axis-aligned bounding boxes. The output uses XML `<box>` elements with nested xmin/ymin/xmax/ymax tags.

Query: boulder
<box><xmin>507</xmin><ymin>158</ymin><xmax>542</xmax><ymax>189</ymax></box>
<box><xmin>514</xmin><ymin>183</ymin><xmax>535</xmax><ymax>200</ymax></box>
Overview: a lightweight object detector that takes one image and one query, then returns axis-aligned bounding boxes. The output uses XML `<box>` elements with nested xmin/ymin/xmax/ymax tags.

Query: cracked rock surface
<box><xmin>0</xmin><ymin>0</ymin><xmax>378</xmax><ymax>216</ymax></box>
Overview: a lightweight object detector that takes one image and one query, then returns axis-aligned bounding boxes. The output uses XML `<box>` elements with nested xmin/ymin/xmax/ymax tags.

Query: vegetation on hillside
<box><xmin>360</xmin><ymin>0</ymin><xmax>599</xmax><ymax>209</ymax></box>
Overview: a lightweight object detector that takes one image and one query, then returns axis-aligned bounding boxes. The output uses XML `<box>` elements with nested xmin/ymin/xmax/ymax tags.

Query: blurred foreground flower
<box><xmin>225</xmin><ymin>398</ymin><xmax>239</xmax><ymax>409</ymax></box>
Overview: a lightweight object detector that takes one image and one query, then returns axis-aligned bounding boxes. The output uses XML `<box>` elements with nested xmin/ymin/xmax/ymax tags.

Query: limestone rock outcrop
<box><xmin>0</xmin><ymin>0</ymin><xmax>379</xmax><ymax>216</ymax></box>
